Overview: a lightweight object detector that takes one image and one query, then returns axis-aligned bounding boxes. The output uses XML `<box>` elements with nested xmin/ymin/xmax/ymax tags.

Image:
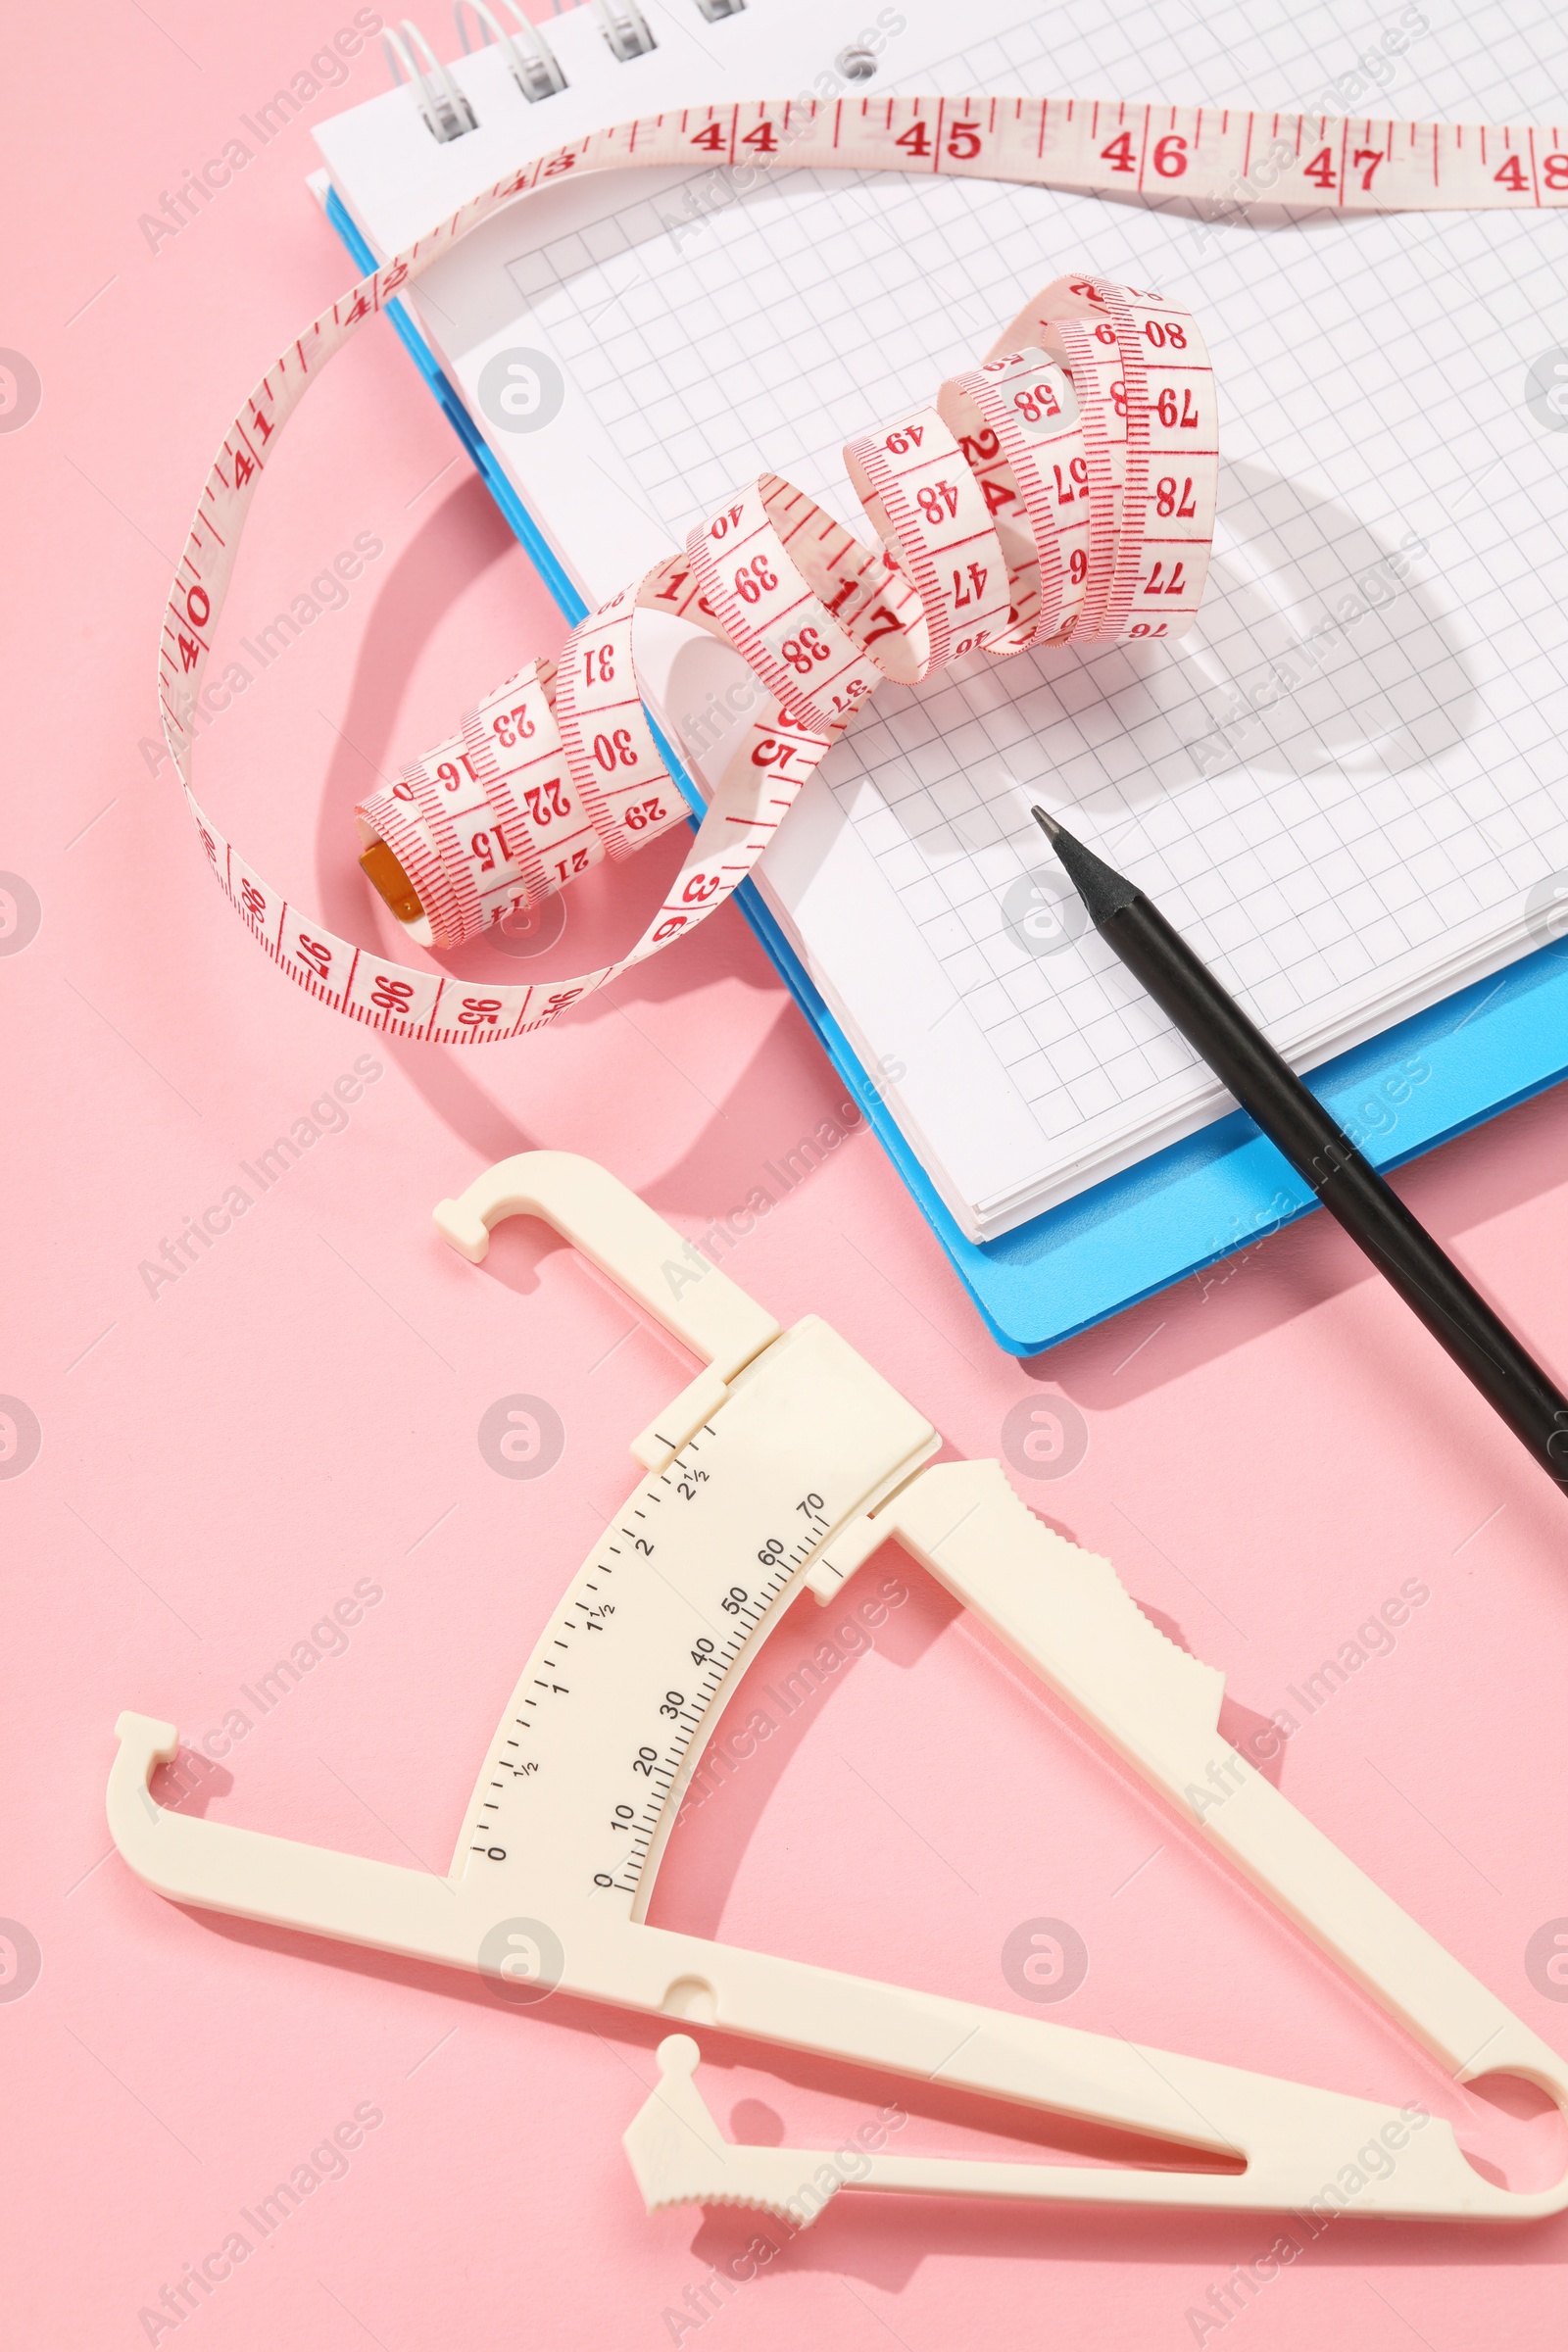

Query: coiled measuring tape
<box><xmin>160</xmin><ymin>95</ymin><xmax>1568</xmax><ymax>1045</ymax></box>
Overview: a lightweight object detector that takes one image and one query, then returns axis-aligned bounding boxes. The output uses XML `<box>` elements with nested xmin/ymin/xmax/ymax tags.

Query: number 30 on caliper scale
<box><xmin>110</xmin><ymin>1154</ymin><xmax>1568</xmax><ymax>2224</ymax></box>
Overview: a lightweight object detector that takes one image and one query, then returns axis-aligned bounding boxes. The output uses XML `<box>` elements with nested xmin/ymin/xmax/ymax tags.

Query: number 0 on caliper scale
<box><xmin>109</xmin><ymin>1154</ymin><xmax>1568</xmax><ymax>2225</ymax></box>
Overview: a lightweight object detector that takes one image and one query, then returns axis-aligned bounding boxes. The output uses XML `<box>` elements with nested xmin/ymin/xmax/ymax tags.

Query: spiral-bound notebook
<box><xmin>310</xmin><ymin>0</ymin><xmax>1568</xmax><ymax>1353</ymax></box>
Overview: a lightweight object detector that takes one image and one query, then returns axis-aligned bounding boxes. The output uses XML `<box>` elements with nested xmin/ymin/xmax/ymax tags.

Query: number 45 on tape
<box><xmin>108</xmin><ymin>1155</ymin><xmax>1568</xmax><ymax>2223</ymax></box>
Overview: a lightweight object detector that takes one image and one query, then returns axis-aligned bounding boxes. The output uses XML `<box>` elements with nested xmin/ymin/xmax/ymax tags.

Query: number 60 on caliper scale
<box><xmin>109</xmin><ymin>1154</ymin><xmax>1568</xmax><ymax>2225</ymax></box>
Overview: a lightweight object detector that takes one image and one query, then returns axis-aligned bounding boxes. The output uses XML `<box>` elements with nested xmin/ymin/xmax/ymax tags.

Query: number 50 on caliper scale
<box><xmin>109</xmin><ymin>1154</ymin><xmax>1568</xmax><ymax>2225</ymax></box>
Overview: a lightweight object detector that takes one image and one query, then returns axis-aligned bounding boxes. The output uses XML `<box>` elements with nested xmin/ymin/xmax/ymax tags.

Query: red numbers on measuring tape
<box><xmin>894</xmin><ymin>119</ymin><xmax>983</xmax><ymax>163</ymax></box>
<box><xmin>780</xmin><ymin>627</ymin><xmax>830</xmax><ymax>675</ymax></box>
<box><xmin>523</xmin><ymin>779</ymin><xmax>570</xmax><ymax>826</ymax></box>
<box><xmin>1156</xmin><ymin>387</ymin><xmax>1200</xmax><ymax>427</ymax></box>
<box><xmin>592</xmin><ymin>729</ymin><xmax>638</xmax><ymax>771</ymax></box>
<box><xmin>492</xmin><ymin>704</ymin><xmax>535</xmax><ymax>749</ymax></box>
<box><xmin>733</xmin><ymin>556</ymin><xmax>778</xmax><ymax>604</ymax></box>
<box><xmin>1154</xmin><ymin>476</ymin><xmax>1199</xmax><ymax>517</ymax></box>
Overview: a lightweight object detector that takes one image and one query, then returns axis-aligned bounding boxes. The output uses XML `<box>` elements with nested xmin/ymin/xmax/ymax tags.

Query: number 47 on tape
<box><xmin>107</xmin><ymin>1154</ymin><xmax>1568</xmax><ymax>2223</ymax></box>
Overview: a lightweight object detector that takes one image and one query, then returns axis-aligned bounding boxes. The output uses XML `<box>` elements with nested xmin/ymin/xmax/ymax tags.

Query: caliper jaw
<box><xmin>434</xmin><ymin>1150</ymin><xmax>782</xmax><ymax>1470</ymax></box>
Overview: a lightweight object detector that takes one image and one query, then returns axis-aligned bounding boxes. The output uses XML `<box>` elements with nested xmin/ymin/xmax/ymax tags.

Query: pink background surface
<box><xmin>6</xmin><ymin>5</ymin><xmax>1568</xmax><ymax>2345</ymax></box>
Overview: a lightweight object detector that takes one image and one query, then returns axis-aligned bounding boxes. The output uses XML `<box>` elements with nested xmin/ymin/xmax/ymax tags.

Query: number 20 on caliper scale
<box><xmin>109</xmin><ymin>1155</ymin><xmax>1568</xmax><ymax>2225</ymax></box>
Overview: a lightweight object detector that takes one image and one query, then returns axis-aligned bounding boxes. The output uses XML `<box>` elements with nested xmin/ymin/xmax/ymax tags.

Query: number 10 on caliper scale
<box><xmin>109</xmin><ymin>1154</ymin><xmax>1568</xmax><ymax>2225</ymax></box>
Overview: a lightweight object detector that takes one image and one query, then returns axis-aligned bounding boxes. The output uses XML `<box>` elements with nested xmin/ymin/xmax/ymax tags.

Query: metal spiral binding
<box><xmin>398</xmin><ymin>0</ymin><xmax>752</xmax><ymax>131</ymax></box>
<box><xmin>381</xmin><ymin>18</ymin><xmax>479</xmax><ymax>139</ymax></box>
<box><xmin>456</xmin><ymin>0</ymin><xmax>568</xmax><ymax>100</ymax></box>
<box><xmin>592</xmin><ymin>0</ymin><xmax>658</xmax><ymax>59</ymax></box>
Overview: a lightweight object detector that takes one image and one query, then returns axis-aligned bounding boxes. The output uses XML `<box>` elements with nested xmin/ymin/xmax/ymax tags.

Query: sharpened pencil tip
<box><xmin>1027</xmin><ymin>806</ymin><xmax>1142</xmax><ymax>925</ymax></box>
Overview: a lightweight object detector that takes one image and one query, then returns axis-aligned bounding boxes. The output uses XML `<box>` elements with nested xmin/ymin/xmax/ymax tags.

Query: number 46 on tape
<box><xmin>108</xmin><ymin>1154</ymin><xmax>1568</xmax><ymax>2223</ymax></box>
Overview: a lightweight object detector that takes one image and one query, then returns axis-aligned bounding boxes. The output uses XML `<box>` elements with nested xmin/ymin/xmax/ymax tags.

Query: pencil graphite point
<box><xmin>1029</xmin><ymin>808</ymin><xmax>1141</xmax><ymax>926</ymax></box>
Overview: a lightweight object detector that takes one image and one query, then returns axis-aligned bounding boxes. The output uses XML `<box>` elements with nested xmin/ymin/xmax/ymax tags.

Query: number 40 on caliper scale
<box><xmin>109</xmin><ymin>1154</ymin><xmax>1568</xmax><ymax>2225</ymax></box>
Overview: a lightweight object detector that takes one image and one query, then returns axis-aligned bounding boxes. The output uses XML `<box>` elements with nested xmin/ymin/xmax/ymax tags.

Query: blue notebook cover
<box><xmin>328</xmin><ymin>191</ymin><xmax>1568</xmax><ymax>1358</ymax></box>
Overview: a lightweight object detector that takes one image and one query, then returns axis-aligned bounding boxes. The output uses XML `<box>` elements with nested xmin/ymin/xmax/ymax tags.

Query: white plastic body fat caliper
<box><xmin>109</xmin><ymin>1152</ymin><xmax>1568</xmax><ymax>2225</ymax></box>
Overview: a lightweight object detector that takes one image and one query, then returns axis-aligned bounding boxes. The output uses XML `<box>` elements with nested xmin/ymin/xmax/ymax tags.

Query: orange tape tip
<box><xmin>359</xmin><ymin>840</ymin><xmax>423</xmax><ymax>925</ymax></box>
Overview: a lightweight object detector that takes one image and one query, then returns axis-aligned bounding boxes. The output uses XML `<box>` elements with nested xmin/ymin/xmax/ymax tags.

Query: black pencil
<box><xmin>1032</xmin><ymin>806</ymin><xmax>1568</xmax><ymax>1500</ymax></box>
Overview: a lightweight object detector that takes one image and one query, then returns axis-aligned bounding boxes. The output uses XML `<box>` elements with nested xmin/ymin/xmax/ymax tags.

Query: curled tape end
<box><xmin>433</xmin><ymin>1199</ymin><xmax>490</xmax><ymax>1263</ymax></box>
<box><xmin>358</xmin><ymin>838</ymin><xmax>424</xmax><ymax>928</ymax></box>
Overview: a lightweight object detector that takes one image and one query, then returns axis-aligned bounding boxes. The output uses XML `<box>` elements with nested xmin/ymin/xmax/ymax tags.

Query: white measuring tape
<box><xmin>109</xmin><ymin>1152</ymin><xmax>1568</xmax><ymax>2218</ymax></box>
<box><xmin>161</xmin><ymin>95</ymin><xmax>1568</xmax><ymax>1044</ymax></box>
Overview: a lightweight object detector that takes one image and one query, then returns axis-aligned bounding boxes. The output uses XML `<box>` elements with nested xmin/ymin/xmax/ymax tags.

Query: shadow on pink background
<box><xmin>5</xmin><ymin>5</ymin><xmax>1568</xmax><ymax>2347</ymax></box>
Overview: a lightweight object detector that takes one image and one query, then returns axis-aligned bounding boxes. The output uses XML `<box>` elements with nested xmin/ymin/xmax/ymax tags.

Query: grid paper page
<box><xmin>491</xmin><ymin>0</ymin><xmax>1568</xmax><ymax>1234</ymax></box>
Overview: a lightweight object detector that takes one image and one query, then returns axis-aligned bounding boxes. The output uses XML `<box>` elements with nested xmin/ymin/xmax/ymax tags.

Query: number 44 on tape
<box><xmin>108</xmin><ymin>1154</ymin><xmax>1568</xmax><ymax>2223</ymax></box>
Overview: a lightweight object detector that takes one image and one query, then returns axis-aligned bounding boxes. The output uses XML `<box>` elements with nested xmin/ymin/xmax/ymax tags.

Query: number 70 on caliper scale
<box><xmin>108</xmin><ymin>1154</ymin><xmax>1568</xmax><ymax>2225</ymax></box>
